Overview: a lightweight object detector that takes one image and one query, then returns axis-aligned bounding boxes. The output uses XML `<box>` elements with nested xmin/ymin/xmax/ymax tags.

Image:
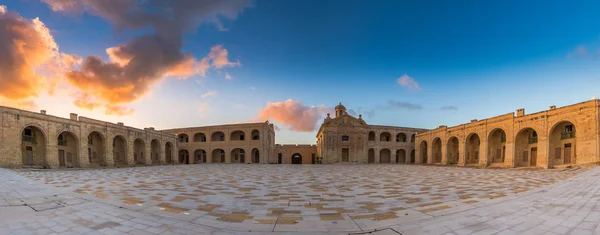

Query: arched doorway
<box><xmin>396</xmin><ymin>133</ymin><xmax>407</xmax><ymax>142</ymax></box>
<box><xmin>179</xmin><ymin>149</ymin><xmax>190</xmax><ymax>164</ymax></box>
<box><xmin>231</xmin><ymin>148</ymin><xmax>245</xmax><ymax>163</ymax></box>
<box><xmin>368</xmin><ymin>132</ymin><xmax>376</xmax><ymax>141</ymax></box>
<box><xmin>488</xmin><ymin>129</ymin><xmax>506</xmax><ymax>164</ymax></box>
<box><xmin>432</xmin><ymin>138</ymin><xmax>442</xmax><ymax>163</ymax></box>
<box><xmin>22</xmin><ymin>126</ymin><xmax>47</xmax><ymax>167</ymax></box>
<box><xmin>446</xmin><ymin>137</ymin><xmax>459</xmax><ymax>165</ymax></box>
<box><xmin>396</xmin><ymin>149</ymin><xmax>406</xmax><ymax>163</ymax></box>
<box><xmin>251</xmin><ymin>148</ymin><xmax>260</xmax><ymax>163</ymax></box>
<box><xmin>410</xmin><ymin>150</ymin><xmax>415</xmax><ymax>163</ymax></box>
<box><xmin>165</xmin><ymin>142</ymin><xmax>173</xmax><ymax>164</ymax></box>
<box><xmin>230</xmin><ymin>131</ymin><xmax>245</xmax><ymax>141</ymax></box>
<box><xmin>211</xmin><ymin>131</ymin><xmax>225</xmax><ymax>142</ymax></box>
<box><xmin>194</xmin><ymin>149</ymin><xmax>207</xmax><ymax>163</ymax></box>
<box><xmin>292</xmin><ymin>153</ymin><xmax>302</xmax><ymax>164</ymax></box>
<box><xmin>151</xmin><ymin>139</ymin><xmax>160</xmax><ymax>165</ymax></box>
<box><xmin>251</xmin><ymin>129</ymin><xmax>260</xmax><ymax>140</ymax></box>
<box><xmin>87</xmin><ymin>131</ymin><xmax>105</xmax><ymax>166</ymax></box>
<box><xmin>368</xmin><ymin>148</ymin><xmax>375</xmax><ymax>163</ymax></box>
<box><xmin>466</xmin><ymin>133</ymin><xmax>480</xmax><ymax>165</ymax></box>
<box><xmin>515</xmin><ymin>128</ymin><xmax>538</xmax><ymax>167</ymax></box>
<box><xmin>212</xmin><ymin>149</ymin><xmax>225</xmax><ymax>163</ymax></box>
<box><xmin>113</xmin><ymin>135</ymin><xmax>127</xmax><ymax>166</ymax></box>
<box><xmin>380</xmin><ymin>132</ymin><xmax>391</xmax><ymax>142</ymax></box>
<box><xmin>133</xmin><ymin>138</ymin><xmax>145</xmax><ymax>165</ymax></box>
<box><xmin>380</xmin><ymin>149</ymin><xmax>391</xmax><ymax>163</ymax></box>
<box><xmin>57</xmin><ymin>131</ymin><xmax>79</xmax><ymax>168</ymax></box>
<box><xmin>549</xmin><ymin>121</ymin><xmax>576</xmax><ymax>166</ymax></box>
<box><xmin>420</xmin><ymin>141</ymin><xmax>428</xmax><ymax>164</ymax></box>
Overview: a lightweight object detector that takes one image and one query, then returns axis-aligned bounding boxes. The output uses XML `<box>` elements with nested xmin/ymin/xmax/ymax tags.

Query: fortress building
<box><xmin>1</xmin><ymin>100</ymin><xmax>599</xmax><ymax>168</ymax></box>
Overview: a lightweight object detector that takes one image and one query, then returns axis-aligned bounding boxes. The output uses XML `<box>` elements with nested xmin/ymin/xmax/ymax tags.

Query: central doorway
<box><xmin>292</xmin><ymin>153</ymin><xmax>302</xmax><ymax>164</ymax></box>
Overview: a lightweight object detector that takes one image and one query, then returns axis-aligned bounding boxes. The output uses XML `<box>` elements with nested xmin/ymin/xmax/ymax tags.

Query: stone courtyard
<box><xmin>1</xmin><ymin>164</ymin><xmax>600</xmax><ymax>234</ymax></box>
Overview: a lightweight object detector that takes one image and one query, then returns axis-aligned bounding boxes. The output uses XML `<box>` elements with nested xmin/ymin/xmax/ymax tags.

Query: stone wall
<box><xmin>0</xmin><ymin>106</ymin><xmax>177</xmax><ymax>168</ymax></box>
<box><xmin>415</xmin><ymin>99</ymin><xmax>600</xmax><ymax>168</ymax></box>
<box><xmin>162</xmin><ymin>121</ymin><xmax>276</xmax><ymax>164</ymax></box>
<box><xmin>274</xmin><ymin>144</ymin><xmax>317</xmax><ymax>164</ymax></box>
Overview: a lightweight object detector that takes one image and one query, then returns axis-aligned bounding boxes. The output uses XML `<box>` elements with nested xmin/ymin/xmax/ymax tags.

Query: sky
<box><xmin>1</xmin><ymin>0</ymin><xmax>600</xmax><ymax>144</ymax></box>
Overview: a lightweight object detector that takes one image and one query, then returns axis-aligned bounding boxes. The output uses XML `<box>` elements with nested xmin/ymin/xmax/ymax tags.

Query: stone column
<box><xmin>224</xmin><ymin>148</ymin><xmax>231</xmax><ymax>163</ymax></box>
<box><xmin>144</xmin><ymin>142</ymin><xmax>151</xmax><ymax>165</ymax></box>
<box><xmin>458</xmin><ymin>139</ymin><xmax>466</xmax><ymax>166</ymax></box>
<box><xmin>127</xmin><ymin>138</ymin><xmax>135</xmax><ymax>166</ymax></box>
<box><xmin>441</xmin><ymin>140</ymin><xmax>448</xmax><ymax>165</ymax></box>
<box><xmin>427</xmin><ymin>142</ymin><xmax>433</xmax><ymax>164</ymax></box>
<box><xmin>374</xmin><ymin>148</ymin><xmax>380</xmax><ymax>163</ymax></box>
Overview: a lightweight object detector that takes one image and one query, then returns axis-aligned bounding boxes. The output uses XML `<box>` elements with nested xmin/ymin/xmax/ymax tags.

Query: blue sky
<box><xmin>3</xmin><ymin>0</ymin><xmax>600</xmax><ymax>144</ymax></box>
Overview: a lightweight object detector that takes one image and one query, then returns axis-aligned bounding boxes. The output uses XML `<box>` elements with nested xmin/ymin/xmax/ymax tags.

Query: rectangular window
<box><xmin>201</xmin><ymin>137</ymin><xmax>206</xmax><ymax>142</ymax></box>
<box><xmin>342</xmin><ymin>135</ymin><xmax>349</xmax><ymax>141</ymax></box>
<box><xmin>220</xmin><ymin>136</ymin><xmax>224</xmax><ymax>141</ymax></box>
<box><xmin>565</xmin><ymin>125</ymin><xmax>574</xmax><ymax>133</ymax></box>
<box><xmin>240</xmin><ymin>135</ymin><xmax>245</xmax><ymax>141</ymax></box>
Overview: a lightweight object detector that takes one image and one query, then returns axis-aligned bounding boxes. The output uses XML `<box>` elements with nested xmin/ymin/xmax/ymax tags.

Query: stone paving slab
<box><xmin>0</xmin><ymin>165</ymin><xmax>594</xmax><ymax>234</ymax></box>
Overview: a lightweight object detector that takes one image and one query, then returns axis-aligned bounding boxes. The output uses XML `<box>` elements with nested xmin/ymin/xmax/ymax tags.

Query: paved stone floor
<box><xmin>0</xmin><ymin>164</ymin><xmax>597</xmax><ymax>234</ymax></box>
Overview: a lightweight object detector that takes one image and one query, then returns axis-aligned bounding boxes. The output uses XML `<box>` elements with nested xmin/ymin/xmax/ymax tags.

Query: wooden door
<box><xmin>564</xmin><ymin>145</ymin><xmax>572</xmax><ymax>164</ymax></box>
<box><xmin>59</xmin><ymin>150</ymin><xmax>65</xmax><ymax>167</ymax></box>
<box><xmin>26</xmin><ymin>147</ymin><xmax>33</xmax><ymax>165</ymax></box>
<box><xmin>531</xmin><ymin>148</ymin><xmax>537</xmax><ymax>166</ymax></box>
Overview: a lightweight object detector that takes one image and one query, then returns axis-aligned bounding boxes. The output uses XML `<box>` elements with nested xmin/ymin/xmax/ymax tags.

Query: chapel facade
<box><xmin>316</xmin><ymin>103</ymin><xmax>428</xmax><ymax>164</ymax></box>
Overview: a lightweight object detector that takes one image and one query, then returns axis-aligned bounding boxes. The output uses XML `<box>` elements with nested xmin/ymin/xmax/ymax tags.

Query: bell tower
<box><xmin>335</xmin><ymin>102</ymin><xmax>347</xmax><ymax>118</ymax></box>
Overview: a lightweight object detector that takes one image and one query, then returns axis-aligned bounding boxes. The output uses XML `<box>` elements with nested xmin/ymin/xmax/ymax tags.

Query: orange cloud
<box><xmin>208</xmin><ymin>45</ymin><xmax>240</xmax><ymax>69</ymax></box>
<box><xmin>0</xmin><ymin>6</ymin><xmax>76</xmax><ymax>101</ymax></box>
<box><xmin>105</xmin><ymin>105</ymin><xmax>134</xmax><ymax>116</ymax></box>
<box><xmin>257</xmin><ymin>99</ymin><xmax>332</xmax><ymax>132</ymax></box>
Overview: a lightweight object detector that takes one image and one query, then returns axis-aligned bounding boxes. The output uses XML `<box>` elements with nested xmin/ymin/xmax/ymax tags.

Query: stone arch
<box><xmin>466</xmin><ymin>133</ymin><xmax>480</xmax><ymax>165</ymax></box>
<box><xmin>193</xmin><ymin>132</ymin><xmax>207</xmax><ymax>142</ymax></box>
<box><xmin>368</xmin><ymin>131</ymin><xmax>376</xmax><ymax>141</ymax></box>
<box><xmin>396</xmin><ymin>149</ymin><xmax>406</xmax><ymax>163</ymax></box>
<box><xmin>251</xmin><ymin>148</ymin><xmax>260</xmax><ymax>163</ymax></box>
<box><xmin>411</xmin><ymin>133</ymin><xmax>416</xmax><ymax>143</ymax></box>
<box><xmin>178</xmin><ymin>133</ymin><xmax>189</xmax><ymax>143</ymax></box>
<box><xmin>230</xmin><ymin>130</ymin><xmax>246</xmax><ymax>141</ymax></box>
<box><xmin>211</xmin><ymin>131</ymin><xmax>225</xmax><ymax>142</ymax></box>
<box><xmin>57</xmin><ymin>131</ymin><xmax>79</xmax><ymax>168</ymax></box>
<box><xmin>292</xmin><ymin>153</ymin><xmax>302</xmax><ymax>164</ymax></box>
<box><xmin>113</xmin><ymin>135</ymin><xmax>127</xmax><ymax>166</ymax></box>
<box><xmin>150</xmin><ymin>139</ymin><xmax>160</xmax><ymax>164</ymax></box>
<box><xmin>368</xmin><ymin>148</ymin><xmax>375</xmax><ymax>163</ymax></box>
<box><xmin>133</xmin><ymin>138</ymin><xmax>146</xmax><ymax>165</ymax></box>
<box><xmin>446</xmin><ymin>136</ymin><xmax>459</xmax><ymax>165</ymax></box>
<box><xmin>396</xmin><ymin>133</ymin><xmax>407</xmax><ymax>142</ymax></box>
<box><xmin>21</xmin><ymin>125</ymin><xmax>47</xmax><ymax>167</ymax></box>
<box><xmin>179</xmin><ymin>149</ymin><xmax>190</xmax><ymax>164</ymax></box>
<box><xmin>488</xmin><ymin>128</ymin><xmax>507</xmax><ymax>164</ymax></box>
<box><xmin>231</xmin><ymin>148</ymin><xmax>245</xmax><ymax>163</ymax></box>
<box><xmin>251</xmin><ymin>129</ymin><xmax>260</xmax><ymax>140</ymax></box>
<box><xmin>410</xmin><ymin>150</ymin><xmax>415</xmax><ymax>163</ymax></box>
<box><xmin>549</xmin><ymin>120</ymin><xmax>576</xmax><ymax>166</ymax></box>
<box><xmin>194</xmin><ymin>149</ymin><xmax>207</xmax><ymax>163</ymax></box>
<box><xmin>420</xmin><ymin>141</ymin><xmax>428</xmax><ymax>164</ymax></box>
<box><xmin>87</xmin><ymin>131</ymin><xmax>105</xmax><ymax>166</ymax></box>
<box><xmin>432</xmin><ymin>137</ymin><xmax>442</xmax><ymax>163</ymax></box>
<box><xmin>515</xmin><ymin>127</ymin><xmax>538</xmax><ymax>167</ymax></box>
<box><xmin>380</xmin><ymin>132</ymin><xmax>391</xmax><ymax>142</ymax></box>
<box><xmin>212</xmin><ymin>149</ymin><xmax>225</xmax><ymax>163</ymax></box>
<box><xmin>380</xmin><ymin>148</ymin><xmax>391</xmax><ymax>163</ymax></box>
<box><xmin>165</xmin><ymin>142</ymin><xmax>174</xmax><ymax>164</ymax></box>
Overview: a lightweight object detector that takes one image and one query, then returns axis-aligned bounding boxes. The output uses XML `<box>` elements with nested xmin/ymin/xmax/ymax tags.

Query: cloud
<box><xmin>105</xmin><ymin>104</ymin><xmax>134</xmax><ymax>116</ymax></box>
<box><xmin>385</xmin><ymin>100</ymin><xmax>422</xmax><ymax>111</ymax></box>
<box><xmin>440</xmin><ymin>106</ymin><xmax>458</xmax><ymax>111</ymax></box>
<box><xmin>257</xmin><ymin>99</ymin><xmax>332</xmax><ymax>132</ymax></box>
<box><xmin>225</xmin><ymin>72</ymin><xmax>232</xmax><ymax>80</ymax></box>
<box><xmin>201</xmin><ymin>91</ymin><xmax>217</xmax><ymax>98</ymax></box>
<box><xmin>348</xmin><ymin>107</ymin><xmax>375</xmax><ymax>118</ymax></box>
<box><xmin>396</xmin><ymin>74</ymin><xmax>420</xmax><ymax>91</ymax></box>
<box><xmin>0</xmin><ymin>6</ymin><xmax>80</xmax><ymax>102</ymax></box>
<box><xmin>567</xmin><ymin>45</ymin><xmax>588</xmax><ymax>58</ymax></box>
<box><xmin>41</xmin><ymin>0</ymin><xmax>249</xmax><ymax>113</ymax></box>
